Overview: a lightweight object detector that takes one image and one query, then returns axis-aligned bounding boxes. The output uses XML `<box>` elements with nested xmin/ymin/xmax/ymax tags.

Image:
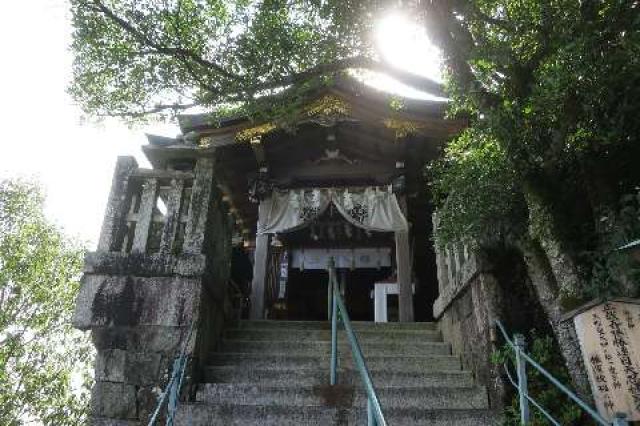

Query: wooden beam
<box><xmin>395</xmin><ymin>230</ymin><xmax>414</xmax><ymax>322</ymax></box>
<box><xmin>250</xmin><ymin>232</ymin><xmax>270</xmax><ymax>319</ymax></box>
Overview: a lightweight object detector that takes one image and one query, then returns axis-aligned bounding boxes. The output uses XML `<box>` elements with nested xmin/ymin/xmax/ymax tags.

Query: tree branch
<box><xmin>422</xmin><ymin>2</ymin><xmax>501</xmax><ymax>109</ymax></box>
<box><xmin>101</xmin><ymin>102</ymin><xmax>201</xmax><ymax>118</ymax></box>
<box><xmin>89</xmin><ymin>0</ymin><xmax>241</xmax><ymax>82</ymax></box>
<box><xmin>240</xmin><ymin>56</ymin><xmax>445</xmax><ymax>97</ymax></box>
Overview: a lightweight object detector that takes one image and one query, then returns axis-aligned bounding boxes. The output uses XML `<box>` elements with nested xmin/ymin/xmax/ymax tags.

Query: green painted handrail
<box><xmin>494</xmin><ymin>320</ymin><xmax>629</xmax><ymax>426</ymax></box>
<box><xmin>147</xmin><ymin>321</ymin><xmax>195</xmax><ymax>426</ymax></box>
<box><xmin>328</xmin><ymin>259</ymin><xmax>387</xmax><ymax>426</ymax></box>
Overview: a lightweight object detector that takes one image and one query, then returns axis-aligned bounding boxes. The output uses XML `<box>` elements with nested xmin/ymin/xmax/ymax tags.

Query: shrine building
<box><xmin>74</xmin><ymin>77</ymin><xmax>512</xmax><ymax>425</ymax></box>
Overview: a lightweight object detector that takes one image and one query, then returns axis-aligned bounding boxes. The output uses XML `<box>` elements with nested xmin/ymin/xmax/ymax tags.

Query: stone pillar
<box><xmin>432</xmin><ymin>213</ymin><xmax>449</xmax><ymax>294</ymax></box>
<box><xmin>396</xmin><ymin>230</ymin><xmax>414</xmax><ymax>322</ymax></box>
<box><xmin>250</xmin><ymin>231</ymin><xmax>269</xmax><ymax>319</ymax></box>
<box><xmin>97</xmin><ymin>156</ymin><xmax>138</xmax><ymax>252</ymax></box>
<box><xmin>183</xmin><ymin>157</ymin><xmax>216</xmax><ymax>254</ymax></box>
<box><xmin>131</xmin><ymin>178</ymin><xmax>158</xmax><ymax>253</ymax></box>
<box><xmin>159</xmin><ymin>178</ymin><xmax>185</xmax><ymax>254</ymax></box>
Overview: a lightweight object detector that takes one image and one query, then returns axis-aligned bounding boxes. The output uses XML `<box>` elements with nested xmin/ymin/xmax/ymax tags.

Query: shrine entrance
<box><xmin>181</xmin><ymin>79</ymin><xmax>465</xmax><ymax>323</ymax></box>
<box><xmin>262</xmin><ymin>202</ymin><xmax>399</xmax><ymax>321</ymax></box>
<box><xmin>286</xmin><ymin>267</ymin><xmax>392</xmax><ymax>321</ymax></box>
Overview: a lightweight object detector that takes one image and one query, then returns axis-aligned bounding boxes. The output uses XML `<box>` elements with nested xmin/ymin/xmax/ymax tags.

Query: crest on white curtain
<box><xmin>257</xmin><ymin>187</ymin><xmax>408</xmax><ymax>235</ymax></box>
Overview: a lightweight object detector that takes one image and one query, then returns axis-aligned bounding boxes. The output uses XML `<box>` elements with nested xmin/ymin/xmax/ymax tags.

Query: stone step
<box><xmin>175</xmin><ymin>404</ymin><xmax>339</xmax><ymax>426</ymax></box>
<box><xmin>175</xmin><ymin>404</ymin><xmax>500</xmax><ymax>426</ymax></box>
<box><xmin>196</xmin><ymin>383</ymin><xmax>489</xmax><ymax>410</ymax></box>
<box><xmin>224</xmin><ymin>328</ymin><xmax>443</xmax><ymax>343</ymax></box>
<box><xmin>208</xmin><ymin>352</ymin><xmax>461</xmax><ymax>371</ymax></box>
<box><xmin>234</xmin><ymin>320</ymin><xmax>437</xmax><ymax>331</ymax></box>
<box><xmin>203</xmin><ymin>366</ymin><xmax>474</xmax><ymax>387</ymax></box>
<box><xmin>220</xmin><ymin>339</ymin><xmax>452</xmax><ymax>356</ymax></box>
<box><xmin>351</xmin><ymin>407</ymin><xmax>501</xmax><ymax>426</ymax></box>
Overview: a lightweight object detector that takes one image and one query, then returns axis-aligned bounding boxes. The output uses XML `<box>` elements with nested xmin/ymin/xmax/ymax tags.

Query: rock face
<box><xmin>73</xmin><ymin>156</ymin><xmax>234</xmax><ymax>424</ymax></box>
<box><xmin>174</xmin><ymin>320</ymin><xmax>501</xmax><ymax>425</ymax></box>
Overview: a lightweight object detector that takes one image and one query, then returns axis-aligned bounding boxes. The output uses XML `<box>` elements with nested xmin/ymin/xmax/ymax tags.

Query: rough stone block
<box><xmin>91</xmin><ymin>381</ymin><xmax>137</xmax><ymax>420</ymax></box>
<box><xmin>91</xmin><ymin>326</ymin><xmax>186</xmax><ymax>353</ymax></box>
<box><xmin>95</xmin><ymin>349</ymin><xmax>126</xmax><ymax>382</ymax></box>
<box><xmin>83</xmin><ymin>251</ymin><xmax>206</xmax><ymax>278</ymax></box>
<box><xmin>136</xmin><ymin>385</ymin><xmax>163</xmax><ymax>424</ymax></box>
<box><xmin>460</xmin><ymin>289</ymin><xmax>474</xmax><ymax>319</ymax></box>
<box><xmin>92</xmin><ymin>327</ymin><xmax>128</xmax><ymax>351</ymax></box>
<box><xmin>127</xmin><ymin>326</ymin><xmax>186</xmax><ymax>353</ymax></box>
<box><xmin>91</xmin><ymin>417</ymin><xmax>139</xmax><ymax>426</ymax></box>
<box><xmin>73</xmin><ymin>274</ymin><xmax>201</xmax><ymax>329</ymax></box>
<box><xmin>124</xmin><ymin>351</ymin><xmax>164</xmax><ymax>386</ymax></box>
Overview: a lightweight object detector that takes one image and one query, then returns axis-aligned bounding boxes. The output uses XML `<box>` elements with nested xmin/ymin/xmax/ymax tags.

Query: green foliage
<box><xmin>580</xmin><ymin>189</ymin><xmax>640</xmax><ymax>300</ymax></box>
<box><xmin>0</xmin><ymin>179</ymin><xmax>92</xmax><ymax>425</ymax></box>
<box><xmin>69</xmin><ymin>0</ymin><xmax>375</xmax><ymax>121</ymax></box>
<box><xmin>429</xmin><ymin>127</ymin><xmax>527</xmax><ymax>247</ymax></box>
<box><xmin>492</xmin><ymin>331</ymin><xmax>583</xmax><ymax>426</ymax></box>
<box><xmin>430</xmin><ymin>0</ymin><xmax>640</xmax><ymax>297</ymax></box>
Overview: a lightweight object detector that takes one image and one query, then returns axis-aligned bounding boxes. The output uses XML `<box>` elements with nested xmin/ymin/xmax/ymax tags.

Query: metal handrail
<box><xmin>494</xmin><ymin>319</ymin><xmax>629</xmax><ymax>426</ymax></box>
<box><xmin>148</xmin><ymin>321</ymin><xmax>196</xmax><ymax>426</ymax></box>
<box><xmin>328</xmin><ymin>259</ymin><xmax>387</xmax><ymax>426</ymax></box>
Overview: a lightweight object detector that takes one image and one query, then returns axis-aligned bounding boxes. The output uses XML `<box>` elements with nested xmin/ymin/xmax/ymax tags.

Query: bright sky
<box><xmin>0</xmin><ymin>2</ymin><xmax>441</xmax><ymax>248</ymax></box>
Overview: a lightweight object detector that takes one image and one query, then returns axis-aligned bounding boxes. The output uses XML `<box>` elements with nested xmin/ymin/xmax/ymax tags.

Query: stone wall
<box><xmin>432</xmin><ymin>214</ymin><xmax>562</xmax><ymax>410</ymax></box>
<box><xmin>73</xmin><ymin>156</ymin><xmax>233</xmax><ymax>425</ymax></box>
<box><xmin>432</xmin><ymin>238</ymin><xmax>505</xmax><ymax>408</ymax></box>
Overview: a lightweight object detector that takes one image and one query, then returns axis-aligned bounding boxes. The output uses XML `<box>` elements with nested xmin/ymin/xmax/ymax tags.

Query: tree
<box><xmin>422</xmin><ymin>0</ymin><xmax>640</xmax><ymax>303</ymax></box>
<box><xmin>0</xmin><ymin>179</ymin><xmax>92</xmax><ymax>425</ymax></box>
<box><xmin>423</xmin><ymin>0</ymin><xmax>640</xmax><ymax>398</ymax></box>
<box><xmin>69</xmin><ymin>0</ymin><xmax>442</xmax><ymax>120</ymax></box>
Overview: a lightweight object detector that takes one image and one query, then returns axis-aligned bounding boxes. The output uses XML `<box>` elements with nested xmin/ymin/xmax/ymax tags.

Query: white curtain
<box><xmin>257</xmin><ymin>187</ymin><xmax>408</xmax><ymax>235</ymax></box>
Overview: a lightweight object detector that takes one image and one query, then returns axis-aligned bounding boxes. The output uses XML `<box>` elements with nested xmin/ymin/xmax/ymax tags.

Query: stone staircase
<box><xmin>175</xmin><ymin>320</ymin><xmax>500</xmax><ymax>425</ymax></box>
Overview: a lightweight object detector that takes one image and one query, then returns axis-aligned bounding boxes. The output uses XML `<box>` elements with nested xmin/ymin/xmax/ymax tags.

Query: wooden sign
<box><xmin>573</xmin><ymin>300</ymin><xmax>640</xmax><ymax>421</ymax></box>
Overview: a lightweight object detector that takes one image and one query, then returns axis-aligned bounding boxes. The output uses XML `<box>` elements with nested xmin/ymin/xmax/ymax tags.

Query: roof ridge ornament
<box><xmin>313</xmin><ymin>148</ymin><xmax>358</xmax><ymax>165</ymax></box>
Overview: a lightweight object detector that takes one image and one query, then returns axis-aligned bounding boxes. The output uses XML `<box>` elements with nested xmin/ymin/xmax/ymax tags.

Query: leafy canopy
<box><xmin>70</xmin><ymin>0</ymin><xmax>442</xmax><ymax>121</ymax></box>
<box><xmin>427</xmin><ymin>0</ymin><xmax>640</xmax><ymax>298</ymax></box>
<box><xmin>0</xmin><ymin>179</ymin><xmax>92</xmax><ymax>425</ymax></box>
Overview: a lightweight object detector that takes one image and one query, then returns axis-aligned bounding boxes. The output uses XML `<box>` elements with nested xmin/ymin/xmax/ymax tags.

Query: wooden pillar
<box><xmin>395</xmin><ymin>230</ymin><xmax>414</xmax><ymax>322</ymax></box>
<box><xmin>131</xmin><ymin>178</ymin><xmax>158</xmax><ymax>253</ymax></box>
<box><xmin>250</xmin><ymin>232</ymin><xmax>270</xmax><ymax>319</ymax></box>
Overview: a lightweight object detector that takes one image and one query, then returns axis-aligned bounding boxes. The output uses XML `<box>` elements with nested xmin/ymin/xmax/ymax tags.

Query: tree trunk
<box><xmin>519</xmin><ymin>237</ymin><xmax>593</xmax><ymax>403</ymax></box>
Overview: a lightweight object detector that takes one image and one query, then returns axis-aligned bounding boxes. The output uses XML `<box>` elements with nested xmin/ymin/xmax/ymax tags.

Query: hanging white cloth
<box><xmin>257</xmin><ymin>187</ymin><xmax>408</xmax><ymax>235</ymax></box>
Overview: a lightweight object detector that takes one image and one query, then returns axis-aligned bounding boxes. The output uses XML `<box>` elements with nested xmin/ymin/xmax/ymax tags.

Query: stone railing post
<box><xmin>183</xmin><ymin>157</ymin><xmax>215</xmax><ymax>254</ymax></box>
<box><xmin>131</xmin><ymin>178</ymin><xmax>158</xmax><ymax>253</ymax></box>
<box><xmin>159</xmin><ymin>178</ymin><xmax>185</xmax><ymax>254</ymax></box>
<box><xmin>97</xmin><ymin>156</ymin><xmax>138</xmax><ymax>252</ymax></box>
<box><xmin>432</xmin><ymin>213</ymin><xmax>449</xmax><ymax>294</ymax></box>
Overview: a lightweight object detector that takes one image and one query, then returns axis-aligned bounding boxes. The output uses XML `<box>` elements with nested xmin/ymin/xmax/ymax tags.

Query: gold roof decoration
<box><xmin>235</xmin><ymin>122</ymin><xmax>277</xmax><ymax>143</ymax></box>
<box><xmin>198</xmin><ymin>136</ymin><xmax>213</xmax><ymax>147</ymax></box>
<box><xmin>305</xmin><ymin>95</ymin><xmax>351</xmax><ymax>119</ymax></box>
<box><xmin>234</xmin><ymin>95</ymin><xmax>351</xmax><ymax>141</ymax></box>
<box><xmin>382</xmin><ymin>118</ymin><xmax>426</xmax><ymax>139</ymax></box>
